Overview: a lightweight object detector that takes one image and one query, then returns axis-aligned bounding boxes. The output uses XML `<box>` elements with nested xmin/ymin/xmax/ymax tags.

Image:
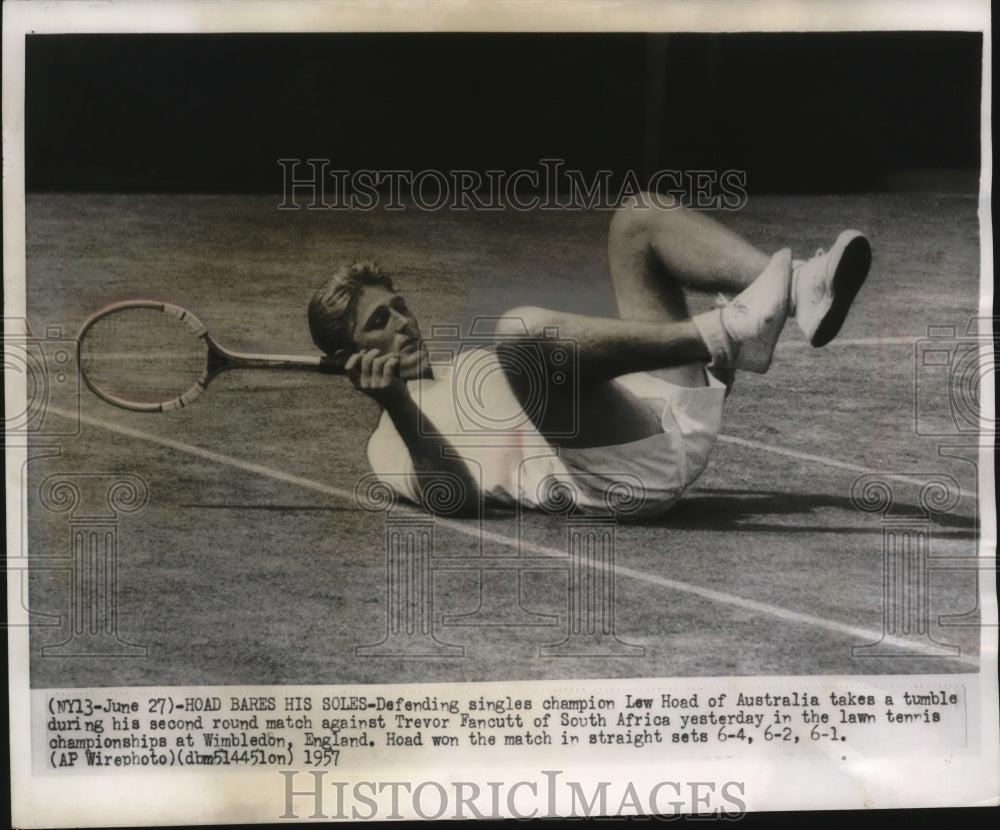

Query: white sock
<box><xmin>691</xmin><ymin>308</ymin><xmax>737</xmax><ymax>369</ymax></box>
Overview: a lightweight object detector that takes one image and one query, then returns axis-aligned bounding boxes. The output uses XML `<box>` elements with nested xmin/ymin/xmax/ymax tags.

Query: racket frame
<box><xmin>77</xmin><ymin>300</ymin><xmax>340</xmax><ymax>412</ymax></box>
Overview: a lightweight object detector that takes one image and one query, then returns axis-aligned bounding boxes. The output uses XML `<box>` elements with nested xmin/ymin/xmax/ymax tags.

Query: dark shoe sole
<box><xmin>811</xmin><ymin>233</ymin><xmax>872</xmax><ymax>347</ymax></box>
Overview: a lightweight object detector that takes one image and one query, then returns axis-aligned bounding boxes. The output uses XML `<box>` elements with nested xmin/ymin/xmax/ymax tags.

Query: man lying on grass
<box><xmin>307</xmin><ymin>193</ymin><xmax>871</xmax><ymax>518</ymax></box>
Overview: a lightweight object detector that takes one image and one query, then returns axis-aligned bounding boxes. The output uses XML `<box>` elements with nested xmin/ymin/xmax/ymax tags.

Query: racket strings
<box><xmin>79</xmin><ymin>306</ymin><xmax>209</xmax><ymax>408</ymax></box>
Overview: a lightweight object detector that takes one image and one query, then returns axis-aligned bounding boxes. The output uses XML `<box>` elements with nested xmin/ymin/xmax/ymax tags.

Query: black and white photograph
<box><xmin>5</xmin><ymin>0</ymin><xmax>997</xmax><ymax>823</ymax></box>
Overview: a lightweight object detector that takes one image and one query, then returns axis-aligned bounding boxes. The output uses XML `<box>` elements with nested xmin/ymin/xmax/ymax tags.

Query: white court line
<box><xmin>40</xmin><ymin>406</ymin><xmax>981</xmax><ymax>667</ymax></box>
<box><xmin>716</xmin><ymin>434</ymin><xmax>977</xmax><ymax>502</ymax></box>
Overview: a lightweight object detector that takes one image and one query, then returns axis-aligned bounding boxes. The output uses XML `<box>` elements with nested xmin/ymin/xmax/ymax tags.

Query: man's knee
<box><xmin>494</xmin><ymin>305</ymin><xmax>550</xmax><ymax>340</ymax></box>
<box><xmin>609</xmin><ymin>191</ymin><xmax>692</xmax><ymax>267</ymax></box>
<box><xmin>611</xmin><ymin>190</ymin><xmax>684</xmax><ymax>233</ymax></box>
<box><xmin>611</xmin><ymin>191</ymin><xmax>665</xmax><ymax>246</ymax></box>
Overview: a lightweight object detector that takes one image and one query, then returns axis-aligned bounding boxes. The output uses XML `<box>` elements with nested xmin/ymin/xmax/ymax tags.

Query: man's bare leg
<box><xmin>499</xmin><ymin>196</ymin><xmax>774</xmax><ymax>379</ymax></box>
<box><xmin>604</xmin><ymin>194</ymin><xmax>872</xmax><ymax>356</ymax></box>
<box><xmin>606</xmin><ymin>193</ymin><xmax>773</xmax><ymax>387</ymax></box>
<box><xmin>608</xmin><ymin>193</ymin><xmax>771</xmax><ymax>318</ymax></box>
<box><xmin>497</xmin><ymin>194</ymin><xmax>869</xmax><ymax>444</ymax></box>
<box><xmin>497</xmin><ymin>195</ymin><xmax>778</xmax><ymax>443</ymax></box>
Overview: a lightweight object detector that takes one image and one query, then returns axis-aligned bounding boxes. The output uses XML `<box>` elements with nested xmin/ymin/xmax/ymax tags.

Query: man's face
<box><xmin>351</xmin><ymin>285</ymin><xmax>429</xmax><ymax>380</ymax></box>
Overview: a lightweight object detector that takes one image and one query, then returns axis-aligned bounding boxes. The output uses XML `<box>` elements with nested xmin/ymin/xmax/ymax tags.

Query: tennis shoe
<box><xmin>793</xmin><ymin>230</ymin><xmax>871</xmax><ymax>347</ymax></box>
<box><xmin>719</xmin><ymin>247</ymin><xmax>792</xmax><ymax>373</ymax></box>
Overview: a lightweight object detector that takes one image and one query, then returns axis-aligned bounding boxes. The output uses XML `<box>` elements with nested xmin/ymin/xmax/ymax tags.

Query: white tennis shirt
<box><xmin>366</xmin><ymin>348</ymin><xmax>724</xmax><ymax>518</ymax></box>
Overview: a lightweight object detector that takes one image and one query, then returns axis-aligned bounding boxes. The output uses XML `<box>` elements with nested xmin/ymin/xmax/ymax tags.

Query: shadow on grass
<box><xmin>655</xmin><ymin>487</ymin><xmax>978</xmax><ymax>537</ymax></box>
<box><xmin>179</xmin><ymin>491</ymin><xmax>979</xmax><ymax>539</ymax></box>
<box><xmin>180</xmin><ymin>503</ymin><xmax>359</xmax><ymax>512</ymax></box>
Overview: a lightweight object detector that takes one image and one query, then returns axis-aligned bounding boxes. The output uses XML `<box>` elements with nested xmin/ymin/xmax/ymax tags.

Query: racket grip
<box><xmin>318</xmin><ymin>355</ymin><xmax>347</xmax><ymax>376</ymax></box>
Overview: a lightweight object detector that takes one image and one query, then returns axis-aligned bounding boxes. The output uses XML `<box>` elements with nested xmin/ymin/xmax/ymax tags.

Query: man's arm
<box><xmin>347</xmin><ymin>349</ymin><xmax>482</xmax><ymax>517</ymax></box>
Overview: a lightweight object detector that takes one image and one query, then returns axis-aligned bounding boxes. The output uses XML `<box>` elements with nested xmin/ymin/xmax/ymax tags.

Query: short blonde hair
<box><xmin>307</xmin><ymin>261</ymin><xmax>395</xmax><ymax>356</ymax></box>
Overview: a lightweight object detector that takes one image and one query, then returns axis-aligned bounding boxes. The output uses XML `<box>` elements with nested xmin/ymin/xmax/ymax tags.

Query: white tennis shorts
<box><xmin>556</xmin><ymin>370</ymin><xmax>726</xmax><ymax>519</ymax></box>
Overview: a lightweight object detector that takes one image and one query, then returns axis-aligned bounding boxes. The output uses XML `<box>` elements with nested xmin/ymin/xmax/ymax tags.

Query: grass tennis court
<box><xmin>24</xmin><ymin>191</ymin><xmax>984</xmax><ymax>687</ymax></box>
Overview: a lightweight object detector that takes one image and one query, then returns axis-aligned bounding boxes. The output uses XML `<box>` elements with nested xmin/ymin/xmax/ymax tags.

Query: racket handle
<box><xmin>318</xmin><ymin>355</ymin><xmax>346</xmax><ymax>376</ymax></box>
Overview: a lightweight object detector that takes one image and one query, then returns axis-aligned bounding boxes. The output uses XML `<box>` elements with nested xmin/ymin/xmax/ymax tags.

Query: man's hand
<box><xmin>344</xmin><ymin>348</ymin><xmax>408</xmax><ymax>407</ymax></box>
<box><xmin>350</xmin><ymin>347</ymin><xmax>482</xmax><ymax>517</ymax></box>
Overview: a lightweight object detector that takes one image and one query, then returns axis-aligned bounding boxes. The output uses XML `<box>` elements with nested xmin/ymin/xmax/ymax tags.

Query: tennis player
<box><xmin>308</xmin><ymin>194</ymin><xmax>871</xmax><ymax>518</ymax></box>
